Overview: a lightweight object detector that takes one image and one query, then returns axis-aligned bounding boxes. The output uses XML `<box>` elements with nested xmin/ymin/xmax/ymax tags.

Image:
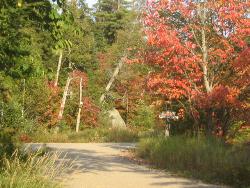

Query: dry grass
<box><xmin>0</xmin><ymin>148</ymin><xmax>72</xmax><ymax>188</ymax></box>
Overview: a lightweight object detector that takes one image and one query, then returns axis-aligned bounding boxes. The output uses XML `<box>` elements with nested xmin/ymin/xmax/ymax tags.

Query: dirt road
<box><xmin>28</xmin><ymin>143</ymin><xmax>226</xmax><ymax>188</ymax></box>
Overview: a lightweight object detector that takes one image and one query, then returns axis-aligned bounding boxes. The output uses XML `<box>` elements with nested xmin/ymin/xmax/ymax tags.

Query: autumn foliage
<box><xmin>142</xmin><ymin>0</ymin><xmax>250</xmax><ymax>133</ymax></box>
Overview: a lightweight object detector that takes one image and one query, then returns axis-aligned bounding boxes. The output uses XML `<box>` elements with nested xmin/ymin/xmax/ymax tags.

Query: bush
<box><xmin>0</xmin><ymin>130</ymin><xmax>15</xmax><ymax>161</ymax></box>
<box><xmin>0</xmin><ymin>102</ymin><xmax>23</xmax><ymax>129</ymax></box>
<box><xmin>136</xmin><ymin>136</ymin><xmax>250</xmax><ymax>187</ymax></box>
<box><xmin>227</xmin><ymin>121</ymin><xmax>250</xmax><ymax>144</ymax></box>
<box><xmin>131</xmin><ymin>101</ymin><xmax>155</xmax><ymax>128</ymax></box>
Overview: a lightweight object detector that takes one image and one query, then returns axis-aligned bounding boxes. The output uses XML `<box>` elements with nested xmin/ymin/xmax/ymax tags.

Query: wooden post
<box><xmin>76</xmin><ymin>78</ymin><xmax>83</xmax><ymax>133</ymax></box>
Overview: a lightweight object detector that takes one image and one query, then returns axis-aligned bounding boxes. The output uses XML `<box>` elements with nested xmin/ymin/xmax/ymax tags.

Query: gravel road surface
<box><xmin>26</xmin><ymin>143</ymin><xmax>226</xmax><ymax>188</ymax></box>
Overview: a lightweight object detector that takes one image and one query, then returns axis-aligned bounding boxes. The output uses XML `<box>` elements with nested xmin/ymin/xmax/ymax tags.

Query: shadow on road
<box><xmin>25</xmin><ymin>143</ymin><xmax>225</xmax><ymax>188</ymax></box>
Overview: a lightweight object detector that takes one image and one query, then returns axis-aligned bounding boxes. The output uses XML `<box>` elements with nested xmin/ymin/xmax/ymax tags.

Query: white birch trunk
<box><xmin>54</xmin><ymin>50</ymin><xmax>63</xmax><ymax>87</ymax></box>
<box><xmin>76</xmin><ymin>78</ymin><xmax>83</xmax><ymax>133</ymax></box>
<box><xmin>99</xmin><ymin>57</ymin><xmax>126</xmax><ymax>104</ymax></box>
<box><xmin>58</xmin><ymin>76</ymin><xmax>71</xmax><ymax>120</ymax></box>
<box><xmin>199</xmin><ymin>3</ymin><xmax>212</xmax><ymax>93</ymax></box>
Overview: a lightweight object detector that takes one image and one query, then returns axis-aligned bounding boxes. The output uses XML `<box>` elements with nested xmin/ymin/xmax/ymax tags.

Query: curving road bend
<box><xmin>27</xmin><ymin>143</ymin><xmax>227</xmax><ymax>188</ymax></box>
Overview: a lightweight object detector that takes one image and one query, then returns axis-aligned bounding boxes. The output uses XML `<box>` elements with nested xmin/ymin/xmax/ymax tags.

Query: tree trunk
<box><xmin>54</xmin><ymin>50</ymin><xmax>63</xmax><ymax>87</ymax></box>
<box><xmin>200</xmin><ymin>3</ymin><xmax>212</xmax><ymax>93</ymax></box>
<box><xmin>199</xmin><ymin>3</ymin><xmax>214</xmax><ymax>135</ymax></box>
<box><xmin>99</xmin><ymin>56</ymin><xmax>126</xmax><ymax>104</ymax></box>
<box><xmin>117</xmin><ymin>0</ymin><xmax>120</xmax><ymax>10</ymax></box>
<box><xmin>58</xmin><ymin>76</ymin><xmax>71</xmax><ymax>121</ymax></box>
<box><xmin>76</xmin><ymin>78</ymin><xmax>83</xmax><ymax>133</ymax></box>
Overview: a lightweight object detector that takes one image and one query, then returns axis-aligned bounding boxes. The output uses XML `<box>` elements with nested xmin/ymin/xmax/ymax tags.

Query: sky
<box><xmin>85</xmin><ymin>0</ymin><xmax>97</xmax><ymax>7</ymax></box>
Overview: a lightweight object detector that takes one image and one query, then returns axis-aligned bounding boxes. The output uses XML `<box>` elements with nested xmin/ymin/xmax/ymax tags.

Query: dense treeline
<box><xmin>0</xmin><ymin>0</ymin><xmax>151</xmax><ymax>138</ymax></box>
<box><xmin>0</xmin><ymin>0</ymin><xmax>249</xmax><ymax>143</ymax></box>
<box><xmin>0</xmin><ymin>0</ymin><xmax>249</xmax><ymax>187</ymax></box>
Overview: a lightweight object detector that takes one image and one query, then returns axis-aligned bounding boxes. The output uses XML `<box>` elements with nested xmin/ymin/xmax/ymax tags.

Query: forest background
<box><xmin>0</xmin><ymin>0</ymin><xmax>249</xmax><ymax>187</ymax></box>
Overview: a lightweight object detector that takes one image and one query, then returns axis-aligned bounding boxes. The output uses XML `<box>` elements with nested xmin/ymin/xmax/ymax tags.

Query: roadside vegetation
<box><xmin>136</xmin><ymin>136</ymin><xmax>250</xmax><ymax>188</ymax></box>
<box><xmin>0</xmin><ymin>134</ymin><xmax>65</xmax><ymax>188</ymax></box>
<box><xmin>27</xmin><ymin>127</ymin><xmax>140</xmax><ymax>143</ymax></box>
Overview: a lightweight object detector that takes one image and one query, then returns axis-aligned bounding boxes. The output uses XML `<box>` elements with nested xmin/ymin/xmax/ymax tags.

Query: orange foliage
<box><xmin>81</xmin><ymin>97</ymin><xmax>100</xmax><ymax>127</ymax></box>
<box><xmin>143</xmin><ymin>0</ymin><xmax>249</xmax><ymax>107</ymax></box>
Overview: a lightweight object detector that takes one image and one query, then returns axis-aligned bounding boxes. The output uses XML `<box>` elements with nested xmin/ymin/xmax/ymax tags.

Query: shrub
<box><xmin>136</xmin><ymin>136</ymin><xmax>250</xmax><ymax>187</ymax></box>
<box><xmin>0</xmin><ymin>130</ymin><xmax>15</xmax><ymax>161</ymax></box>
<box><xmin>131</xmin><ymin>101</ymin><xmax>155</xmax><ymax>128</ymax></box>
<box><xmin>227</xmin><ymin>121</ymin><xmax>250</xmax><ymax>144</ymax></box>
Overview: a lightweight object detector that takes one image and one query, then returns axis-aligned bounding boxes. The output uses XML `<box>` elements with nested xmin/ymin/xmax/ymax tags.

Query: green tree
<box><xmin>93</xmin><ymin>0</ymin><xmax>132</xmax><ymax>49</ymax></box>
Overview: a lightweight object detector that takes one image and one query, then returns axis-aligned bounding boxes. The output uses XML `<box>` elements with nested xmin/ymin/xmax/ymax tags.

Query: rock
<box><xmin>108</xmin><ymin>108</ymin><xmax>126</xmax><ymax>128</ymax></box>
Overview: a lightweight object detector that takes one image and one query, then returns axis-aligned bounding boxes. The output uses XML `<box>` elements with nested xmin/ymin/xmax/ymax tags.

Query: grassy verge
<box><xmin>27</xmin><ymin>127</ymin><xmax>139</xmax><ymax>143</ymax></box>
<box><xmin>0</xmin><ymin>149</ymin><xmax>66</xmax><ymax>188</ymax></box>
<box><xmin>136</xmin><ymin>136</ymin><xmax>250</xmax><ymax>188</ymax></box>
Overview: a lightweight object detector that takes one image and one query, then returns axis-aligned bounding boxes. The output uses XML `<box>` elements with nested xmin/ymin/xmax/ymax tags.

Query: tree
<box><xmin>142</xmin><ymin>0</ymin><xmax>250</xmax><ymax>134</ymax></box>
<box><xmin>93</xmin><ymin>0</ymin><xmax>132</xmax><ymax>48</ymax></box>
<box><xmin>0</xmin><ymin>0</ymin><xmax>58</xmax><ymax>117</ymax></box>
<box><xmin>0</xmin><ymin>0</ymin><xmax>71</xmax><ymax>128</ymax></box>
<box><xmin>231</xmin><ymin>47</ymin><xmax>250</xmax><ymax>123</ymax></box>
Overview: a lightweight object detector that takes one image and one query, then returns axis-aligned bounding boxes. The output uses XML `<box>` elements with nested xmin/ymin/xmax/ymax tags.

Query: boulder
<box><xmin>108</xmin><ymin>108</ymin><xmax>126</xmax><ymax>128</ymax></box>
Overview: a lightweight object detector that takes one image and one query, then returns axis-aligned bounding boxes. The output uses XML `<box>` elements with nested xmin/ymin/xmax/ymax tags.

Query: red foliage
<box><xmin>38</xmin><ymin>71</ymin><xmax>93</xmax><ymax>128</ymax></box>
<box><xmin>233</xmin><ymin>48</ymin><xmax>250</xmax><ymax>90</ymax></box>
<box><xmin>142</xmin><ymin>0</ymin><xmax>249</xmax><ymax>110</ymax></box>
<box><xmin>70</xmin><ymin>70</ymin><xmax>88</xmax><ymax>87</ymax></box>
<box><xmin>37</xmin><ymin>80</ymin><xmax>61</xmax><ymax>127</ymax></box>
<box><xmin>81</xmin><ymin>97</ymin><xmax>100</xmax><ymax>127</ymax></box>
<box><xmin>193</xmin><ymin>85</ymin><xmax>240</xmax><ymax>109</ymax></box>
<box><xmin>231</xmin><ymin>48</ymin><xmax>250</xmax><ymax>123</ymax></box>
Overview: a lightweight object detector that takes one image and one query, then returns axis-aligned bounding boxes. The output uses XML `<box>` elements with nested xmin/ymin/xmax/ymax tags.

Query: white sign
<box><xmin>159</xmin><ymin>111</ymin><xmax>179</xmax><ymax>120</ymax></box>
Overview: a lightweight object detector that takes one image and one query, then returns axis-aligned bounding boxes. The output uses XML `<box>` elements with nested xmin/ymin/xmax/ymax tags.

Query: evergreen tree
<box><xmin>93</xmin><ymin>0</ymin><xmax>131</xmax><ymax>49</ymax></box>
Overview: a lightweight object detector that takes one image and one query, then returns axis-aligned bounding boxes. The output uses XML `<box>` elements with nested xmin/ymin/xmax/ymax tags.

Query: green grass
<box><xmin>136</xmin><ymin>136</ymin><xmax>250</xmax><ymax>187</ymax></box>
<box><xmin>0</xmin><ymin>149</ymin><xmax>66</xmax><ymax>188</ymax></box>
<box><xmin>28</xmin><ymin>127</ymin><xmax>139</xmax><ymax>143</ymax></box>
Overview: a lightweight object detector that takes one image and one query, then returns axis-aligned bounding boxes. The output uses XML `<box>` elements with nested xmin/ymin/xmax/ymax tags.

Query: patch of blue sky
<box><xmin>85</xmin><ymin>0</ymin><xmax>97</xmax><ymax>8</ymax></box>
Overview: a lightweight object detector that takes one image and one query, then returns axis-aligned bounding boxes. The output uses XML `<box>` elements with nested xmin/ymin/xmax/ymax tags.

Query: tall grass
<box><xmin>104</xmin><ymin>128</ymin><xmax>139</xmax><ymax>142</ymax></box>
<box><xmin>28</xmin><ymin>127</ymin><xmax>139</xmax><ymax>143</ymax></box>
<box><xmin>0</xmin><ymin>149</ymin><xmax>68</xmax><ymax>188</ymax></box>
<box><xmin>136</xmin><ymin>136</ymin><xmax>250</xmax><ymax>187</ymax></box>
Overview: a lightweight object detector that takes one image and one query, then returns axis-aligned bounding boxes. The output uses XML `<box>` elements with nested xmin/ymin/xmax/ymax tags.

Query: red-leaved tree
<box><xmin>143</xmin><ymin>0</ymin><xmax>250</xmax><ymax>134</ymax></box>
